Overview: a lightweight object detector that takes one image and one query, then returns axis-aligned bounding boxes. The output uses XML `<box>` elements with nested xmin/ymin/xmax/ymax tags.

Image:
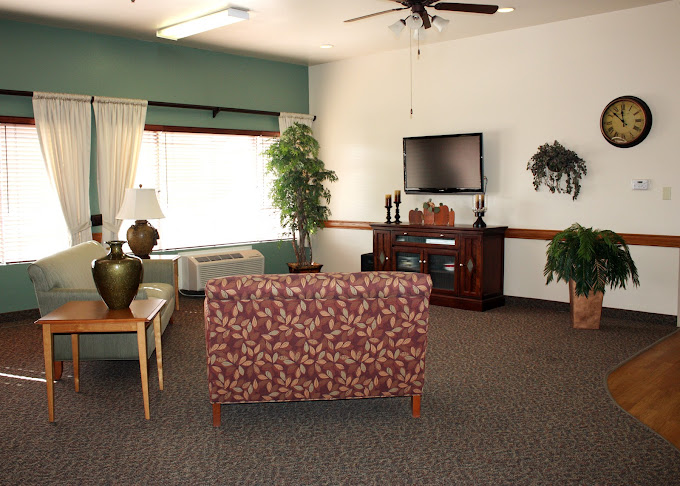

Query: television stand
<box><xmin>371</xmin><ymin>223</ymin><xmax>507</xmax><ymax>311</ymax></box>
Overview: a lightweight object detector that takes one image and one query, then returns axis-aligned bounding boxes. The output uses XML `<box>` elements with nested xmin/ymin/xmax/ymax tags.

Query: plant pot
<box><xmin>91</xmin><ymin>240</ymin><xmax>143</xmax><ymax>310</ymax></box>
<box><xmin>569</xmin><ymin>280</ymin><xmax>603</xmax><ymax>329</ymax></box>
<box><xmin>287</xmin><ymin>262</ymin><xmax>323</xmax><ymax>274</ymax></box>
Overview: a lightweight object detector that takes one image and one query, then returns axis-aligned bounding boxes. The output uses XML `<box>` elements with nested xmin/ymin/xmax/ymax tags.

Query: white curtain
<box><xmin>93</xmin><ymin>97</ymin><xmax>148</xmax><ymax>243</ymax></box>
<box><xmin>32</xmin><ymin>92</ymin><xmax>93</xmax><ymax>245</ymax></box>
<box><xmin>278</xmin><ymin>112</ymin><xmax>315</xmax><ymax>133</ymax></box>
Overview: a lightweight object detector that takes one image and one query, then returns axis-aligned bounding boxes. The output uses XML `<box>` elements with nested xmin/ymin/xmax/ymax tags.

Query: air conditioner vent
<box><xmin>181</xmin><ymin>249</ymin><xmax>264</xmax><ymax>291</ymax></box>
<box><xmin>195</xmin><ymin>253</ymin><xmax>245</xmax><ymax>263</ymax></box>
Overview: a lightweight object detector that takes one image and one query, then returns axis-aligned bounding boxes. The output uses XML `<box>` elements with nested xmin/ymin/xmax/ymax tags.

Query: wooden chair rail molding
<box><xmin>324</xmin><ymin>221</ymin><xmax>680</xmax><ymax>248</ymax></box>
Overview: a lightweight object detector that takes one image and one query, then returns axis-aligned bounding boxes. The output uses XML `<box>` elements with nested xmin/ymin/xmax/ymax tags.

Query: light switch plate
<box><xmin>631</xmin><ymin>179</ymin><xmax>650</xmax><ymax>190</ymax></box>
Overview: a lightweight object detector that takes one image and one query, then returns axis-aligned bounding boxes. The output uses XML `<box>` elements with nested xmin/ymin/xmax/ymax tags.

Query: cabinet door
<box><xmin>394</xmin><ymin>249</ymin><xmax>421</xmax><ymax>273</ymax></box>
<box><xmin>373</xmin><ymin>230</ymin><xmax>393</xmax><ymax>271</ymax></box>
<box><xmin>423</xmin><ymin>250</ymin><xmax>458</xmax><ymax>294</ymax></box>
<box><xmin>459</xmin><ymin>235</ymin><xmax>482</xmax><ymax>297</ymax></box>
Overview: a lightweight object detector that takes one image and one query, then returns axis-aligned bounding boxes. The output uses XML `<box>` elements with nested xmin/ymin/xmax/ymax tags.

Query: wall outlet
<box><xmin>631</xmin><ymin>179</ymin><xmax>650</xmax><ymax>190</ymax></box>
<box><xmin>663</xmin><ymin>187</ymin><xmax>672</xmax><ymax>200</ymax></box>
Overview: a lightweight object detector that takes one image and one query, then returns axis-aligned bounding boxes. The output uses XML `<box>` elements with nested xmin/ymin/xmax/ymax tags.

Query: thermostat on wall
<box><xmin>631</xmin><ymin>179</ymin><xmax>650</xmax><ymax>190</ymax></box>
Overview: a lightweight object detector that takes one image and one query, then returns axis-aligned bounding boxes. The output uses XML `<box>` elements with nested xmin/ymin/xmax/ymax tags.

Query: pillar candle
<box><xmin>394</xmin><ymin>190</ymin><xmax>401</xmax><ymax>204</ymax></box>
<box><xmin>385</xmin><ymin>194</ymin><xmax>391</xmax><ymax>207</ymax></box>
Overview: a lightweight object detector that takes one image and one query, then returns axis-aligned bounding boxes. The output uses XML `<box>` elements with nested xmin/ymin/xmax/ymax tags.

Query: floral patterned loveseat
<box><xmin>204</xmin><ymin>271</ymin><xmax>432</xmax><ymax>426</ymax></box>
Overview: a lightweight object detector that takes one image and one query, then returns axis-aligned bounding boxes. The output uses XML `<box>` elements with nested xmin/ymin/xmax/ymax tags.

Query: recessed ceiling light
<box><xmin>320</xmin><ymin>44</ymin><xmax>334</xmax><ymax>49</ymax></box>
<box><xmin>497</xmin><ymin>7</ymin><xmax>515</xmax><ymax>13</ymax></box>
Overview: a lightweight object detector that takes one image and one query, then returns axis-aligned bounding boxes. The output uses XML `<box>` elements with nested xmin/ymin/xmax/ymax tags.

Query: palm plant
<box><xmin>545</xmin><ymin>223</ymin><xmax>640</xmax><ymax>297</ymax></box>
<box><xmin>265</xmin><ymin>123</ymin><xmax>338</xmax><ymax>268</ymax></box>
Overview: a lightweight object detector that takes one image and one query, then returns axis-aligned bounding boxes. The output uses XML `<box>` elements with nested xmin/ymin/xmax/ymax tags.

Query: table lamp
<box><xmin>116</xmin><ymin>186</ymin><xmax>165</xmax><ymax>258</ymax></box>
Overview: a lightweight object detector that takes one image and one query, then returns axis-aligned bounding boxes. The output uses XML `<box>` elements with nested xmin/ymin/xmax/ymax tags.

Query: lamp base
<box><xmin>126</xmin><ymin>220</ymin><xmax>159</xmax><ymax>259</ymax></box>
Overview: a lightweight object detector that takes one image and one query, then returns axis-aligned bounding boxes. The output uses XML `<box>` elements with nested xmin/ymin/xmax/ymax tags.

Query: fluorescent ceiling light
<box><xmin>156</xmin><ymin>8</ymin><xmax>249</xmax><ymax>40</ymax></box>
<box><xmin>320</xmin><ymin>44</ymin><xmax>334</xmax><ymax>49</ymax></box>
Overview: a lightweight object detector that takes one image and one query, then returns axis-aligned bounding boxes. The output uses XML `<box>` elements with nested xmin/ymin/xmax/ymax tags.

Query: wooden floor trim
<box><xmin>607</xmin><ymin>330</ymin><xmax>680</xmax><ymax>449</ymax></box>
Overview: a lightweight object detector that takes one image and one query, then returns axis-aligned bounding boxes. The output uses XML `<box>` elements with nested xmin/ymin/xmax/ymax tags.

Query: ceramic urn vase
<box><xmin>91</xmin><ymin>240</ymin><xmax>143</xmax><ymax>310</ymax></box>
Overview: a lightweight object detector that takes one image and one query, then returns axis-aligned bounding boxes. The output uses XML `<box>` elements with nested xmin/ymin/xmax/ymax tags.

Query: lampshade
<box><xmin>405</xmin><ymin>13</ymin><xmax>423</xmax><ymax>30</ymax></box>
<box><xmin>156</xmin><ymin>8</ymin><xmax>249</xmax><ymax>41</ymax></box>
<box><xmin>116</xmin><ymin>188</ymin><xmax>165</xmax><ymax>221</ymax></box>
<box><xmin>431</xmin><ymin>15</ymin><xmax>450</xmax><ymax>32</ymax></box>
<box><xmin>388</xmin><ymin>19</ymin><xmax>406</xmax><ymax>37</ymax></box>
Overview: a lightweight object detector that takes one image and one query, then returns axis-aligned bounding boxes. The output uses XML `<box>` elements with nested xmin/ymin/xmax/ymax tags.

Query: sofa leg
<box><xmin>212</xmin><ymin>403</ymin><xmax>221</xmax><ymax>427</ymax></box>
<box><xmin>411</xmin><ymin>395</ymin><xmax>421</xmax><ymax>418</ymax></box>
<box><xmin>53</xmin><ymin>361</ymin><xmax>63</xmax><ymax>381</ymax></box>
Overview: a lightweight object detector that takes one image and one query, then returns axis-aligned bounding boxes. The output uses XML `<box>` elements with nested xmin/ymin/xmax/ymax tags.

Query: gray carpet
<box><xmin>1</xmin><ymin>296</ymin><xmax>679</xmax><ymax>485</ymax></box>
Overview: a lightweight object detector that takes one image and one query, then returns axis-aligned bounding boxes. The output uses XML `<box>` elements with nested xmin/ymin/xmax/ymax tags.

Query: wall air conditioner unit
<box><xmin>182</xmin><ymin>249</ymin><xmax>264</xmax><ymax>291</ymax></box>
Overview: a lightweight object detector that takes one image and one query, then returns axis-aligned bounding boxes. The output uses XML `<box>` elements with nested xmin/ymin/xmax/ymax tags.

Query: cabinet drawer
<box><xmin>393</xmin><ymin>230</ymin><xmax>458</xmax><ymax>247</ymax></box>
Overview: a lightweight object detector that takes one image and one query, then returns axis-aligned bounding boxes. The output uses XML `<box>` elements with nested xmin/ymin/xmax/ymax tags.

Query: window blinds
<box><xmin>122</xmin><ymin>130</ymin><xmax>282</xmax><ymax>250</ymax></box>
<box><xmin>0</xmin><ymin>123</ymin><xmax>69</xmax><ymax>263</ymax></box>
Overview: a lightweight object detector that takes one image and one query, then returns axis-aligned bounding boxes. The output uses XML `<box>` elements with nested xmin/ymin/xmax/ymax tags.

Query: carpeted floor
<box><xmin>1</xmin><ymin>296</ymin><xmax>679</xmax><ymax>485</ymax></box>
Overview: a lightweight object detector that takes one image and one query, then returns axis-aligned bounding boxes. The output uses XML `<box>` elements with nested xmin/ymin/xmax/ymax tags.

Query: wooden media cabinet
<box><xmin>371</xmin><ymin>223</ymin><xmax>507</xmax><ymax>311</ymax></box>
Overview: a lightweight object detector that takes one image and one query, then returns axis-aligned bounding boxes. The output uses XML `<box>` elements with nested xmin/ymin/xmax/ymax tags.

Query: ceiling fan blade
<box><xmin>422</xmin><ymin>13</ymin><xmax>432</xmax><ymax>29</ymax></box>
<box><xmin>433</xmin><ymin>3</ymin><xmax>499</xmax><ymax>14</ymax></box>
<box><xmin>344</xmin><ymin>7</ymin><xmax>408</xmax><ymax>23</ymax></box>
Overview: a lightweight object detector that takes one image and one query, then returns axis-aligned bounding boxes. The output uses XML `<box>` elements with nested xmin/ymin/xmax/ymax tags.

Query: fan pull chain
<box><xmin>409</xmin><ymin>32</ymin><xmax>413</xmax><ymax>118</ymax></box>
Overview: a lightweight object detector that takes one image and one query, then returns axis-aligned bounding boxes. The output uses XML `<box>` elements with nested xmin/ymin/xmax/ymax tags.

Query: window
<box><xmin>122</xmin><ymin>129</ymin><xmax>282</xmax><ymax>250</ymax></box>
<box><xmin>0</xmin><ymin>121</ymin><xmax>69</xmax><ymax>263</ymax></box>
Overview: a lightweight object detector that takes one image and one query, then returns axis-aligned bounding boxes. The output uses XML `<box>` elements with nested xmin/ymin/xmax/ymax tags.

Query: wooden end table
<box><xmin>36</xmin><ymin>298</ymin><xmax>166</xmax><ymax>422</ymax></box>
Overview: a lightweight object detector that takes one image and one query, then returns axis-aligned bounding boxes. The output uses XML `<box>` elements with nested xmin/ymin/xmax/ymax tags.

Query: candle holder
<box><xmin>385</xmin><ymin>205</ymin><xmax>392</xmax><ymax>224</ymax></box>
<box><xmin>472</xmin><ymin>194</ymin><xmax>487</xmax><ymax>228</ymax></box>
<box><xmin>473</xmin><ymin>208</ymin><xmax>487</xmax><ymax>228</ymax></box>
<box><xmin>394</xmin><ymin>201</ymin><xmax>401</xmax><ymax>224</ymax></box>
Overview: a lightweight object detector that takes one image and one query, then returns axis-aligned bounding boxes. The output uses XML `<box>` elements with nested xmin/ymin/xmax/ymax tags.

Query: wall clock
<box><xmin>600</xmin><ymin>96</ymin><xmax>652</xmax><ymax>148</ymax></box>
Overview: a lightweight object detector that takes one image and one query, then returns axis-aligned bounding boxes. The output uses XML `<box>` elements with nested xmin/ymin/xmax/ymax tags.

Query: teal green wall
<box><xmin>0</xmin><ymin>19</ymin><xmax>307</xmax><ymax>313</ymax></box>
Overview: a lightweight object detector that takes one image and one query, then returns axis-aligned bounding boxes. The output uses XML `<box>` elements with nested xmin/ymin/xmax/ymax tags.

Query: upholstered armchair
<box><xmin>28</xmin><ymin>241</ymin><xmax>176</xmax><ymax>365</ymax></box>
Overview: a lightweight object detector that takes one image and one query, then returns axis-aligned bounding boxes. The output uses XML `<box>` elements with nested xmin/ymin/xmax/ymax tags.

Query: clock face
<box><xmin>600</xmin><ymin>96</ymin><xmax>652</xmax><ymax>148</ymax></box>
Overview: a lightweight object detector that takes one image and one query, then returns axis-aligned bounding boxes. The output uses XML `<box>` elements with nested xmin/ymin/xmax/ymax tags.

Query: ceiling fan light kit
<box><xmin>388</xmin><ymin>19</ymin><xmax>407</xmax><ymax>36</ymax></box>
<box><xmin>349</xmin><ymin>2</ymin><xmax>498</xmax><ymax>38</ymax></box>
<box><xmin>405</xmin><ymin>13</ymin><xmax>424</xmax><ymax>30</ymax></box>
<box><xmin>156</xmin><ymin>7</ymin><xmax>249</xmax><ymax>40</ymax></box>
<box><xmin>431</xmin><ymin>15</ymin><xmax>450</xmax><ymax>32</ymax></box>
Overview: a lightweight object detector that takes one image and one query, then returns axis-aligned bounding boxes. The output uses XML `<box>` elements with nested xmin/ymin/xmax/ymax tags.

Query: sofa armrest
<box><xmin>141</xmin><ymin>259</ymin><xmax>175</xmax><ymax>286</ymax></box>
<box><xmin>36</xmin><ymin>287</ymin><xmax>149</xmax><ymax>316</ymax></box>
<box><xmin>35</xmin><ymin>288</ymin><xmax>103</xmax><ymax>316</ymax></box>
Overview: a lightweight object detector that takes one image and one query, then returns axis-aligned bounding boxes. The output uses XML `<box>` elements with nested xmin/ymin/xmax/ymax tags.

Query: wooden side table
<box><xmin>36</xmin><ymin>298</ymin><xmax>166</xmax><ymax>422</ymax></box>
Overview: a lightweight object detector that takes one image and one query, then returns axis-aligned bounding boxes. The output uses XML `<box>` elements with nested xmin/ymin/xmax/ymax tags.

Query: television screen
<box><xmin>403</xmin><ymin>133</ymin><xmax>483</xmax><ymax>194</ymax></box>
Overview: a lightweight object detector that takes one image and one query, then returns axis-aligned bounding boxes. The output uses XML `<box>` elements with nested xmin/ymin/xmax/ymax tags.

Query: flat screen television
<box><xmin>403</xmin><ymin>132</ymin><xmax>483</xmax><ymax>194</ymax></box>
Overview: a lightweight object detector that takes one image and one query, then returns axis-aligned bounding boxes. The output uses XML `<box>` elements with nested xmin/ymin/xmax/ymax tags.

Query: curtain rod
<box><xmin>0</xmin><ymin>88</ymin><xmax>316</xmax><ymax>121</ymax></box>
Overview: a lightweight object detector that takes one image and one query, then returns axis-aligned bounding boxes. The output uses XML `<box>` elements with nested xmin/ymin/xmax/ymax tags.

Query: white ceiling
<box><xmin>0</xmin><ymin>0</ymin><xmax>669</xmax><ymax>66</ymax></box>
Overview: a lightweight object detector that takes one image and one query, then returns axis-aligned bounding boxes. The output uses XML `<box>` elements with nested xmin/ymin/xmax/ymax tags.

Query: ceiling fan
<box><xmin>345</xmin><ymin>1</ymin><xmax>499</xmax><ymax>31</ymax></box>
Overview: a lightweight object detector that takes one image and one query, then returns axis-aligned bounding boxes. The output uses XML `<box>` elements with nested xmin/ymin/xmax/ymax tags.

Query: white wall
<box><xmin>309</xmin><ymin>2</ymin><xmax>680</xmax><ymax>315</ymax></box>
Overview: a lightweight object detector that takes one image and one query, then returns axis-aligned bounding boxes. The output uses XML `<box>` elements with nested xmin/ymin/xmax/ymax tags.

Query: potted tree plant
<box><xmin>544</xmin><ymin>223</ymin><xmax>640</xmax><ymax>329</ymax></box>
<box><xmin>265</xmin><ymin>122</ymin><xmax>338</xmax><ymax>273</ymax></box>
